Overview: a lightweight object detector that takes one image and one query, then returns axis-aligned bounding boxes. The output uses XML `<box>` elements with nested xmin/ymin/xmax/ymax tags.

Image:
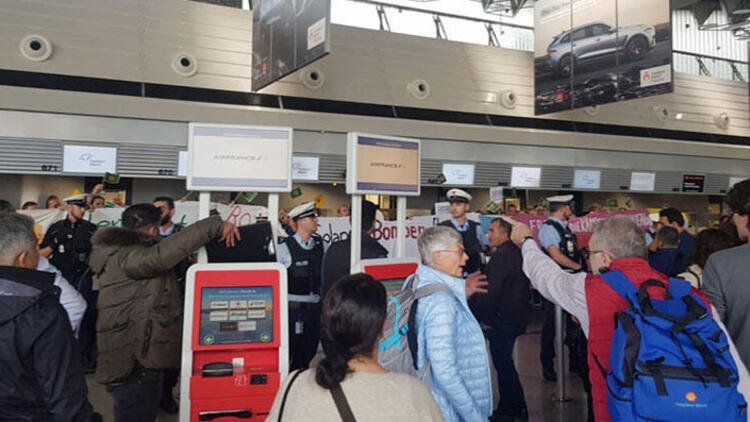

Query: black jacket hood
<box><xmin>0</xmin><ymin>266</ymin><xmax>56</xmax><ymax>324</ymax></box>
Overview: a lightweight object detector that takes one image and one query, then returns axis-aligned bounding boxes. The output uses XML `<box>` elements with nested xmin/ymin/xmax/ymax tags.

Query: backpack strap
<box><xmin>277</xmin><ymin>369</ymin><xmax>306</xmax><ymax>421</ymax></box>
<box><xmin>378</xmin><ymin>295</ymin><xmax>405</xmax><ymax>353</ymax></box>
<box><xmin>600</xmin><ymin>270</ymin><xmax>639</xmax><ymax>304</ymax></box>
<box><xmin>330</xmin><ymin>384</ymin><xmax>357</xmax><ymax>422</ymax></box>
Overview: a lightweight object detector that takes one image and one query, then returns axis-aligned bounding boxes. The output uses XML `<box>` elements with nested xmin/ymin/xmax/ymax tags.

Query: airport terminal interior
<box><xmin>1</xmin><ymin>0</ymin><xmax>750</xmax><ymax>421</ymax></box>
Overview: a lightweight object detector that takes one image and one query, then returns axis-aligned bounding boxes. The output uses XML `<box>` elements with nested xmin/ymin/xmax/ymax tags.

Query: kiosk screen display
<box><xmin>199</xmin><ymin>286</ymin><xmax>274</xmax><ymax>345</ymax></box>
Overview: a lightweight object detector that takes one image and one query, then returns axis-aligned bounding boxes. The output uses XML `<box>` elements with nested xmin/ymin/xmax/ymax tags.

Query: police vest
<box><xmin>542</xmin><ymin>219</ymin><xmax>582</xmax><ymax>267</ymax></box>
<box><xmin>439</xmin><ymin>219</ymin><xmax>483</xmax><ymax>275</ymax></box>
<box><xmin>284</xmin><ymin>235</ymin><xmax>324</xmax><ymax>296</ymax></box>
<box><xmin>46</xmin><ymin>219</ymin><xmax>97</xmax><ymax>277</ymax></box>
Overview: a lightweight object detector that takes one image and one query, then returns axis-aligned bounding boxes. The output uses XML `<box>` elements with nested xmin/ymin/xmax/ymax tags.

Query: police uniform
<box><xmin>40</xmin><ymin>194</ymin><xmax>98</xmax><ymax>370</ymax></box>
<box><xmin>438</xmin><ymin>188</ymin><xmax>486</xmax><ymax>276</ymax></box>
<box><xmin>41</xmin><ymin>194</ymin><xmax>98</xmax><ymax>285</ymax></box>
<box><xmin>538</xmin><ymin>195</ymin><xmax>591</xmax><ymax>410</ymax></box>
<box><xmin>276</xmin><ymin>202</ymin><xmax>324</xmax><ymax>371</ymax></box>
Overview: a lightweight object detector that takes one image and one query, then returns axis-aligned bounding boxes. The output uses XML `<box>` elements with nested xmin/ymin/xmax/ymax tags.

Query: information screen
<box><xmin>199</xmin><ymin>286</ymin><xmax>274</xmax><ymax>345</ymax></box>
<box><xmin>347</xmin><ymin>133</ymin><xmax>421</xmax><ymax>196</ymax></box>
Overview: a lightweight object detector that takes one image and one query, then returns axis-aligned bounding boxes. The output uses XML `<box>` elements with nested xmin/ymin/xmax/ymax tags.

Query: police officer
<box><xmin>439</xmin><ymin>188</ymin><xmax>486</xmax><ymax>276</ymax></box>
<box><xmin>276</xmin><ymin>201</ymin><xmax>324</xmax><ymax>371</ymax></box>
<box><xmin>538</xmin><ymin>194</ymin><xmax>592</xmax><ymax>417</ymax></box>
<box><xmin>40</xmin><ymin>194</ymin><xmax>98</xmax><ymax>371</ymax></box>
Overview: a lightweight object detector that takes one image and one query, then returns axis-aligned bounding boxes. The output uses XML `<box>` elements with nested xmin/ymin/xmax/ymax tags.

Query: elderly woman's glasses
<box><xmin>437</xmin><ymin>248</ymin><xmax>466</xmax><ymax>256</ymax></box>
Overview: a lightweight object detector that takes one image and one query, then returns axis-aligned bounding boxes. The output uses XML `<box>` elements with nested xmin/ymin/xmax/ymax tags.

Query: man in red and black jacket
<box><xmin>506</xmin><ymin>215</ymin><xmax>749</xmax><ymax>422</ymax></box>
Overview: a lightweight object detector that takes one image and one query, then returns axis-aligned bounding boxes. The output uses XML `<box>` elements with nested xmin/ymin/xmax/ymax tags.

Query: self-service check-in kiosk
<box><xmin>353</xmin><ymin>258</ymin><xmax>420</xmax><ymax>295</ymax></box>
<box><xmin>180</xmin><ymin>263</ymin><xmax>289</xmax><ymax>421</ymax></box>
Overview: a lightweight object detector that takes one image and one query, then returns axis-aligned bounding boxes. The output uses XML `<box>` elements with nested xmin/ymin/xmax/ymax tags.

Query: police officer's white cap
<box><xmin>63</xmin><ymin>194</ymin><xmax>88</xmax><ymax>207</ymax></box>
<box><xmin>649</xmin><ymin>212</ymin><xmax>660</xmax><ymax>223</ymax></box>
<box><xmin>446</xmin><ymin>188</ymin><xmax>472</xmax><ymax>203</ymax></box>
<box><xmin>289</xmin><ymin>202</ymin><xmax>318</xmax><ymax>220</ymax></box>
<box><xmin>546</xmin><ymin>194</ymin><xmax>574</xmax><ymax>204</ymax></box>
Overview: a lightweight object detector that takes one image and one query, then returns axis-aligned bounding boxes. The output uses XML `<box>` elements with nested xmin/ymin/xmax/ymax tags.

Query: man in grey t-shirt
<box><xmin>703</xmin><ymin>178</ymin><xmax>750</xmax><ymax>368</ymax></box>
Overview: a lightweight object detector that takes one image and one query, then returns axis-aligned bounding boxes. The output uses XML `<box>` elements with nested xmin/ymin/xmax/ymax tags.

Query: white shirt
<box><xmin>37</xmin><ymin>257</ymin><xmax>87</xmax><ymax>334</ymax></box>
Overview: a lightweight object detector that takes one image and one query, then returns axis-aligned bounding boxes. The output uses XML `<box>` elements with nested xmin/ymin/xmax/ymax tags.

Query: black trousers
<box><xmin>288</xmin><ymin>301</ymin><xmax>321</xmax><ymax>371</ymax></box>
<box><xmin>486</xmin><ymin>324</ymin><xmax>527</xmax><ymax>416</ymax></box>
<box><xmin>106</xmin><ymin>368</ymin><xmax>163</xmax><ymax>422</ymax></box>
<box><xmin>67</xmin><ymin>271</ymin><xmax>97</xmax><ymax>369</ymax></box>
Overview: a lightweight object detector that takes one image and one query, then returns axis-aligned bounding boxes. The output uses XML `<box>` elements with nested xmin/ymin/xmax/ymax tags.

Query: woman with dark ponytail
<box><xmin>268</xmin><ymin>274</ymin><xmax>442</xmax><ymax>421</ymax></box>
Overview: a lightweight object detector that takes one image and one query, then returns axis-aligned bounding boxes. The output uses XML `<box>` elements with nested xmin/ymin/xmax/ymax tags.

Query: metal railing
<box><xmin>340</xmin><ymin>0</ymin><xmax>749</xmax><ymax>82</ymax></box>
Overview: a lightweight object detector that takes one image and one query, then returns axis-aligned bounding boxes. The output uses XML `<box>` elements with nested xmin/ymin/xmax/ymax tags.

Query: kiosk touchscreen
<box><xmin>352</xmin><ymin>258</ymin><xmax>420</xmax><ymax>295</ymax></box>
<box><xmin>181</xmin><ymin>263</ymin><xmax>288</xmax><ymax>421</ymax></box>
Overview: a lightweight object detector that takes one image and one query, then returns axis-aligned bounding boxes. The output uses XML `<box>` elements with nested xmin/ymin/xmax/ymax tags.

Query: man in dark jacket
<box><xmin>0</xmin><ymin>213</ymin><xmax>96</xmax><ymax>421</ymax></box>
<box><xmin>321</xmin><ymin>200</ymin><xmax>387</xmax><ymax>297</ymax></box>
<box><xmin>89</xmin><ymin>204</ymin><xmax>239</xmax><ymax>422</ymax></box>
<box><xmin>469</xmin><ymin>218</ymin><xmax>530</xmax><ymax>422</ymax></box>
<box><xmin>648</xmin><ymin>226</ymin><xmax>680</xmax><ymax>277</ymax></box>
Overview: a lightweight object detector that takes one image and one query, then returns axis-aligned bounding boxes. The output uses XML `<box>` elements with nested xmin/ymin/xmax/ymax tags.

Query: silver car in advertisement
<box><xmin>546</xmin><ymin>22</ymin><xmax>656</xmax><ymax>77</ymax></box>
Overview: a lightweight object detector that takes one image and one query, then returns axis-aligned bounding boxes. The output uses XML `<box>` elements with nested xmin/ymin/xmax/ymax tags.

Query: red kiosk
<box><xmin>353</xmin><ymin>258</ymin><xmax>420</xmax><ymax>295</ymax></box>
<box><xmin>180</xmin><ymin>263</ymin><xmax>289</xmax><ymax>421</ymax></box>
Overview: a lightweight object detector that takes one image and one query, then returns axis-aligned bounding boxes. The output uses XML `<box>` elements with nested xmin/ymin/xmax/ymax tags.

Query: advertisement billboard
<box><xmin>252</xmin><ymin>0</ymin><xmax>330</xmax><ymax>91</ymax></box>
<box><xmin>346</xmin><ymin>133</ymin><xmax>421</xmax><ymax>196</ymax></box>
<box><xmin>534</xmin><ymin>0</ymin><xmax>672</xmax><ymax>115</ymax></box>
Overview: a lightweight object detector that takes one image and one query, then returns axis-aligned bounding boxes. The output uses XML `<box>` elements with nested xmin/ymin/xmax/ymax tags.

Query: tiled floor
<box><xmin>87</xmin><ymin>311</ymin><xmax>589</xmax><ymax>421</ymax></box>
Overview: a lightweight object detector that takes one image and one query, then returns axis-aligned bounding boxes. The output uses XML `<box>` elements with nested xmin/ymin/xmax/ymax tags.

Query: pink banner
<box><xmin>511</xmin><ymin>209</ymin><xmax>652</xmax><ymax>248</ymax></box>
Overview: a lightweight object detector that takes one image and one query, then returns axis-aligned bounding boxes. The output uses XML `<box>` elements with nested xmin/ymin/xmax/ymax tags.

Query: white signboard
<box><xmin>630</xmin><ymin>172</ymin><xmax>656</xmax><ymax>192</ymax></box>
<box><xmin>178</xmin><ymin>151</ymin><xmax>188</xmax><ymax>177</ymax></box>
<box><xmin>63</xmin><ymin>145</ymin><xmax>117</xmax><ymax>174</ymax></box>
<box><xmin>434</xmin><ymin>201</ymin><xmax>451</xmax><ymax>222</ymax></box>
<box><xmin>729</xmin><ymin>176</ymin><xmax>747</xmax><ymax>189</ymax></box>
<box><xmin>511</xmin><ymin>167</ymin><xmax>542</xmax><ymax>188</ymax></box>
<box><xmin>346</xmin><ymin>133</ymin><xmax>421</xmax><ymax>196</ymax></box>
<box><xmin>442</xmin><ymin>163</ymin><xmax>475</xmax><ymax>186</ymax></box>
<box><xmin>574</xmin><ymin>170</ymin><xmax>601</xmax><ymax>190</ymax></box>
<box><xmin>292</xmin><ymin>156</ymin><xmax>320</xmax><ymax>181</ymax></box>
<box><xmin>489</xmin><ymin>186</ymin><xmax>504</xmax><ymax>202</ymax></box>
<box><xmin>188</xmin><ymin>124</ymin><xmax>292</xmax><ymax>192</ymax></box>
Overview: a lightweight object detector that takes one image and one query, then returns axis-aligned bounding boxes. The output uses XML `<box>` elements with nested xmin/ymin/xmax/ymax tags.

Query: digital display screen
<box><xmin>349</xmin><ymin>134</ymin><xmax>421</xmax><ymax>195</ymax></box>
<box><xmin>199</xmin><ymin>286</ymin><xmax>274</xmax><ymax>345</ymax></box>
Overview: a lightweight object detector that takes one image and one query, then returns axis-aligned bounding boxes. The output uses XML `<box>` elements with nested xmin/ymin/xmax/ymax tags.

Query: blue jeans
<box><xmin>486</xmin><ymin>324</ymin><xmax>527</xmax><ymax>416</ymax></box>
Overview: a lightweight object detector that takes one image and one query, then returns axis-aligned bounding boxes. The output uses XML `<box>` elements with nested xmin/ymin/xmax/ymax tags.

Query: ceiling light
<box><xmin>675</xmin><ymin>113</ymin><xmax>684</xmax><ymax>120</ymax></box>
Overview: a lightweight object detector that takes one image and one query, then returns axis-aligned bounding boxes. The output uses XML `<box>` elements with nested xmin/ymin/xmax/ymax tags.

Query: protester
<box><xmin>337</xmin><ymin>203</ymin><xmax>350</xmax><ymax>217</ymax></box>
<box><xmin>321</xmin><ymin>200</ymin><xmax>388</xmax><ymax>297</ymax></box>
<box><xmin>90</xmin><ymin>195</ymin><xmax>106</xmax><ymax>210</ymax></box>
<box><xmin>89</xmin><ymin>204</ymin><xmax>240</xmax><ymax>421</ymax></box>
<box><xmin>506</xmin><ymin>204</ymin><xmax>519</xmax><ymax>216</ymax></box>
<box><xmin>45</xmin><ymin>195</ymin><xmax>61</xmax><ymax>209</ymax></box>
<box><xmin>508</xmin><ymin>215</ymin><xmax>750</xmax><ymax>421</ymax></box>
<box><xmin>703</xmin><ymin>179</ymin><xmax>750</xmax><ymax>369</ymax></box>
<box><xmin>0</xmin><ymin>213</ymin><xmax>96</xmax><ymax>421</ymax></box>
<box><xmin>21</xmin><ymin>201</ymin><xmax>38</xmax><ymax>210</ymax></box>
<box><xmin>412</xmin><ymin>226</ymin><xmax>492</xmax><ymax>422</ymax></box>
<box><xmin>678</xmin><ymin>228</ymin><xmax>734</xmax><ymax>289</ymax></box>
<box><xmin>468</xmin><ymin>218</ymin><xmax>530</xmax><ymax>422</ymax></box>
<box><xmin>267</xmin><ymin>274</ymin><xmax>442</xmax><ymax>421</ymax></box>
<box><xmin>657</xmin><ymin>207</ymin><xmax>694</xmax><ymax>273</ymax></box>
<box><xmin>648</xmin><ymin>226</ymin><xmax>680</xmax><ymax>277</ymax></box>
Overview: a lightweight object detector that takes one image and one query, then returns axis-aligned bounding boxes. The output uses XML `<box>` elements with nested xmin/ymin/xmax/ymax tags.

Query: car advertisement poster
<box><xmin>534</xmin><ymin>0</ymin><xmax>672</xmax><ymax>115</ymax></box>
<box><xmin>252</xmin><ymin>0</ymin><xmax>330</xmax><ymax>91</ymax></box>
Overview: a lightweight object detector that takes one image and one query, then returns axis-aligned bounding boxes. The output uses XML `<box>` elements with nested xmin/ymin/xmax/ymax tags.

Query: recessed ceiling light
<box><xmin>675</xmin><ymin>113</ymin><xmax>684</xmax><ymax>120</ymax></box>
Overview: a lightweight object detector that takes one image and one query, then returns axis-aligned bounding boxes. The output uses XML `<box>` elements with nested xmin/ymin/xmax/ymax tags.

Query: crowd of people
<box><xmin>1</xmin><ymin>179</ymin><xmax>749</xmax><ymax>421</ymax></box>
